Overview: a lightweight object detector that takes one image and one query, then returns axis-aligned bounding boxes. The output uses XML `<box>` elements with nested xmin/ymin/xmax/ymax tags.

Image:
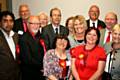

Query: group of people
<box><xmin>0</xmin><ymin>3</ymin><xmax>120</xmax><ymax>80</ymax></box>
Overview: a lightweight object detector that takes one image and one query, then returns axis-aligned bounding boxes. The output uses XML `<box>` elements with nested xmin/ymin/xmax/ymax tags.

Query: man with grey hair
<box><xmin>19</xmin><ymin>15</ymin><xmax>46</xmax><ymax>80</ymax></box>
<box><xmin>100</xmin><ymin>12</ymin><xmax>118</xmax><ymax>47</ymax></box>
<box><xmin>86</xmin><ymin>5</ymin><xmax>106</xmax><ymax>30</ymax></box>
<box><xmin>13</xmin><ymin>4</ymin><xmax>31</xmax><ymax>35</ymax></box>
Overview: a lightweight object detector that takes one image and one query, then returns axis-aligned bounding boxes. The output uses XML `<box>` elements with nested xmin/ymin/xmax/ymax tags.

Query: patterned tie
<box><xmin>23</xmin><ymin>21</ymin><xmax>27</xmax><ymax>32</ymax></box>
<box><xmin>106</xmin><ymin>32</ymin><xmax>111</xmax><ymax>43</ymax></box>
<box><xmin>92</xmin><ymin>22</ymin><xmax>95</xmax><ymax>28</ymax></box>
<box><xmin>55</xmin><ymin>28</ymin><xmax>58</xmax><ymax>34</ymax></box>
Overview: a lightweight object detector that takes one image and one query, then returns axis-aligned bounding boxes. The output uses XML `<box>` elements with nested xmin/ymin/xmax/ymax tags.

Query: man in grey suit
<box><xmin>99</xmin><ymin>12</ymin><xmax>118</xmax><ymax>47</ymax></box>
<box><xmin>0</xmin><ymin>11</ymin><xmax>21</xmax><ymax>80</ymax></box>
<box><xmin>42</xmin><ymin>7</ymin><xmax>69</xmax><ymax>50</ymax></box>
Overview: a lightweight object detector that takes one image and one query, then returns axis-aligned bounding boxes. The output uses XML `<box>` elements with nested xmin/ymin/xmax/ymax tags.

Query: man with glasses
<box><xmin>19</xmin><ymin>15</ymin><xmax>46</xmax><ymax>80</ymax></box>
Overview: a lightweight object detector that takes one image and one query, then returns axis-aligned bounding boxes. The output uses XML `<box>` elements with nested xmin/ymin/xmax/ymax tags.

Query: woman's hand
<box><xmin>71</xmin><ymin>58</ymin><xmax>81</xmax><ymax>80</ymax></box>
<box><xmin>48</xmin><ymin>75</ymin><xmax>58</xmax><ymax>80</ymax></box>
<box><xmin>89</xmin><ymin>61</ymin><xmax>106</xmax><ymax>80</ymax></box>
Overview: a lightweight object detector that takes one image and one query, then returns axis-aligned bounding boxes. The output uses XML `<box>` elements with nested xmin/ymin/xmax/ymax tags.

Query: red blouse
<box><xmin>70</xmin><ymin>45</ymin><xmax>106</xmax><ymax>80</ymax></box>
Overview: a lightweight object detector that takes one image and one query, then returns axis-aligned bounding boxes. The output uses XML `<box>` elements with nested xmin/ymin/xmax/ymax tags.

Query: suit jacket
<box><xmin>99</xmin><ymin>28</ymin><xmax>112</xmax><ymax>47</ymax></box>
<box><xmin>13</xmin><ymin>18</ymin><xmax>25</xmax><ymax>34</ymax></box>
<box><xmin>42</xmin><ymin>24</ymin><xmax>69</xmax><ymax>50</ymax></box>
<box><xmin>0</xmin><ymin>30</ymin><xmax>20</xmax><ymax>80</ymax></box>
<box><xmin>86</xmin><ymin>19</ymin><xmax>106</xmax><ymax>30</ymax></box>
<box><xmin>104</xmin><ymin>42</ymin><xmax>112</xmax><ymax>54</ymax></box>
<box><xmin>19</xmin><ymin>31</ymin><xmax>45</xmax><ymax>80</ymax></box>
<box><xmin>19</xmin><ymin>32</ymin><xmax>44</xmax><ymax>65</ymax></box>
<box><xmin>99</xmin><ymin>29</ymin><xmax>106</xmax><ymax>47</ymax></box>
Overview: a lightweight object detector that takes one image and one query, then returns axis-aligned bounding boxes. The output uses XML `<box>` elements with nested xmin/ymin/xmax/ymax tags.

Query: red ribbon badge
<box><xmin>40</xmin><ymin>39</ymin><xmax>46</xmax><ymax>54</ymax></box>
<box><xmin>59</xmin><ymin>59</ymin><xmax>66</xmax><ymax>69</ymax></box>
<box><xmin>16</xmin><ymin>44</ymin><xmax>20</xmax><ymax>55</ymax></box>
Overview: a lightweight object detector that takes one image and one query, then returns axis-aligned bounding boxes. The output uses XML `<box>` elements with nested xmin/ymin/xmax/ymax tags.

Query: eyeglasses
<box><xmin>29</xmin><ymin>22</ymin><xmax>40</xmax><ymax>25</ymax></box>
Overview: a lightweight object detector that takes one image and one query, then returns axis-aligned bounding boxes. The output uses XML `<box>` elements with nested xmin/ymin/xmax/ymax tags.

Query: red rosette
<box><xmin>40</xmin><ymin>39</ymin><xmax>46</xmax><ymax>54</ymax></box>
<box><xmin>98</xmin><ymin>25</ymin><xmax>102</xmax><ymax>30</ymax></box>
<box><xmin>78</xmin><ymin>53</ymin><xmax>84</xmax><ymax>60</ymax></box>
<box><xmin>59</xmin><ymin>59</ymin><xmax>66</xmax><ymax>69</ymax></box>
<box><xmin>78</xmin><ymin>53</ymin><xmax>86</xmax><ymax>66</ymax></box>
<box><xmin>16</xmin><ymin>44</ymin><xmax>20</xmax><ymax>55</ymax></box>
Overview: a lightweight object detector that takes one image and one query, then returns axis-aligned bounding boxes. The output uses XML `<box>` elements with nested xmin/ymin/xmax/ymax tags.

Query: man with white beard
<box><xmin>19</xmin><ymin>15</ymin><xmax>46</xmax><ymax>80</ymax></box>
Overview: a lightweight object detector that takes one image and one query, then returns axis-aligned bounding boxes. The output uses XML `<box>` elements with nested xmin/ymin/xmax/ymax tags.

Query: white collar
<box><xmin>52</xmin><ymin>24</ymin><xmax>60</xmax><ymax>31</ymax></box>
<box><xmin>105</xmin><ymin>28</ymin><xmax>111</xmax><ymax>33</ymax></box>
<box><xmin>1</xmin><ymin>28</ymin><xmax>15</xmax><ymax>37</ymax></box>
<box><xmin>90</xmin><ymin>19</ymin><xmax>98</xmax><ymax>28</ymax></box>
<box><xmin>90</xmin><ymin>19</ymin><xmax>98</xmax><ymax>23</ymax></box>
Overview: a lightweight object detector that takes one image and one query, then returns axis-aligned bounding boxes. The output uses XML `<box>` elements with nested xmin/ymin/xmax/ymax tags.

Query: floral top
<box><xmin>43</xmin><ymin>49</ymin><xmax>71</xmax><ymax>79</ymax></box>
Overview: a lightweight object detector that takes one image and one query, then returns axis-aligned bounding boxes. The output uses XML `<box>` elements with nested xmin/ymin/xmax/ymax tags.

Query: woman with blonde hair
<box><xmin>68</xmin><ymin>15</ymin><xmax>87</xmax><ymax>48</ymax></box>
<box><xmin>103</xmin><ymin>24</ymin><xmax>120</xmax><ymax>80</ymax></box>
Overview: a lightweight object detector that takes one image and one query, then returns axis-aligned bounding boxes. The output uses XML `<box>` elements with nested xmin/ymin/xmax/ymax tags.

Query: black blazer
<box><xmin>0</xmin><ymin>30</ymin><xmax>20</xmax><ymax>80</ymax></box>
<box><xmin>19</xmin><ymin>31</ymin><xmax>45</xmax><ymax>80</ymax></box>
<box><xmin>19</xmin><ymin>32</ymin><xmax>44</xmax><ymax>66</ymax></box>
<box><xmin>13</xmin><ymin>18</ymin><xmax>24</xmax><ymax>33</ymax></box>
<box><xmin>86</xmin><ymin>19</ymin><xmax>106</xmax><ymax>30</ymax></box>
<box><xmin>42</xmin><ymin>24</ymin><xmax>69</xmax><ymax>50</ymax></box>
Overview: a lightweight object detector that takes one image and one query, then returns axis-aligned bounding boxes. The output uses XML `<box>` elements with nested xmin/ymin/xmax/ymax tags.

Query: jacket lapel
<box><xmin>0</xmin><ymin>30</ymin><xmax>18</xmax><ymax>60</ymax></box>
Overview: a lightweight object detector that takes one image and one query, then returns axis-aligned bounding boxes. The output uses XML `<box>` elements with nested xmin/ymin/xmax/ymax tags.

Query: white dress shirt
<box><xmin>90</xmin><ymin>20</ymin><xmax>98</xmax><ymax>28</ymax></box>
<box><xmin>52</xmin><ymin>24</ymin><xmax>60</xmax><ymax>34</ymax></box>
<box><xmin>1</xmin><ymin>29</ymin><xmax>16</xmax><ymax>59</ymax></box>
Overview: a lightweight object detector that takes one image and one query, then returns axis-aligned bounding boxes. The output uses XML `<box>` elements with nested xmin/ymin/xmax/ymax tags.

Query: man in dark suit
<box><xmin>86</xmin><ymin>5</ymin><xmax>106</xmax><ymax>30</ymax></box>
<box><xmin>0</xmin><ymin>11</ymin><xmax>21</xmax><ymax>80</ymax></box>
<box><xmin>13</xmin><ymin>4</ymin><xmax>30</xmax><ymax>35</ymax></box>
<box><xmin>42</xmin><ymin>7</ymin><xmax>69</xmax><ymax>50</ymax></box>
<box><xmin>19</xmin><ymin>15</ymin><xmax>46</xmax><ymax>80</ymax></box>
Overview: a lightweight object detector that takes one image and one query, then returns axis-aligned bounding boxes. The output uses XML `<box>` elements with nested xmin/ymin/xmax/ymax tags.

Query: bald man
<box><xmin>100</xmin><ymin>12</ymin><xmax>118</xmax><ymax>47</ymax></box>
<box><xmin>13</xmin><ymin>4</ymin><xmax>31</xmax><ymax>35</ymax></box>
<box><xmin>19</xmin><ymin>16</ymin><xmax>46</xmax><ymax>80</ymax></box>
<box><xmin>86</xmin><ymin>5</ymin><xmax>106</xmax><ymax>30</ymax></box>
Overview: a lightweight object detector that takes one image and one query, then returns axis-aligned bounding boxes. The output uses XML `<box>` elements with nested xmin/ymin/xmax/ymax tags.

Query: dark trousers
<box><xmin>21</xmin><ymin>65</ymin><xmax>45</xmax><ymax>80</ymax></box>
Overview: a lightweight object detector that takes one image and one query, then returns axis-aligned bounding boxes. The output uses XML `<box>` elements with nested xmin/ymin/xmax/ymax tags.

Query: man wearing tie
<box><xmin>100</xmin><ymin>12</ymin><xmax>118</xmax><ymax>47</ymax></box>
<box><xmin>86</xmin><ymin>5</ymin><xmax>106</xmax><ymax>30</ymax></box>
<box><xmin>42</xmin><ymin>7</ymin><xmax>69</xmax><ymax>50</ymax></box>
<box><xmin>13</xmin><ymin>4</ymin><xmax>31</xmax><ymax>35</ymax></box>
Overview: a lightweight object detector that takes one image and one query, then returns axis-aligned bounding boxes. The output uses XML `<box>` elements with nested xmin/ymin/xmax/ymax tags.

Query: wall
<box><xmin>12</xmin><ymin>0</ymin><xmax>120</xmax><ymax>25</ymax></box>
<box><xmin>0</xmin><ymin>0</ymin><xmax>7</xmax><ymax>11</ymax></box>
